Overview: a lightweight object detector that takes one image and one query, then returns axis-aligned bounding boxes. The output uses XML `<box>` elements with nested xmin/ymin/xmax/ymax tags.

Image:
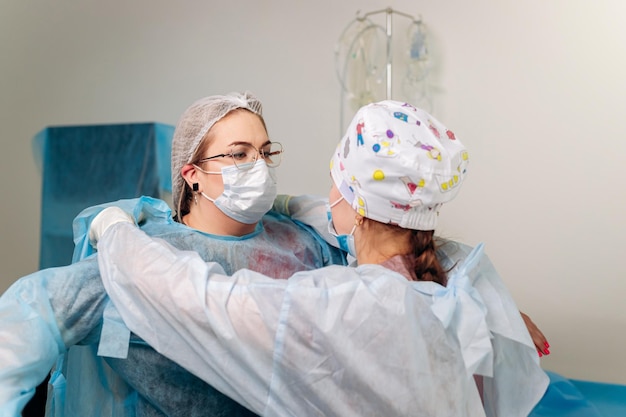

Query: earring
<box><xmin>192</xmin><ymin>183</ymin><xmax>199</xmax><ymax>205</ymax></box>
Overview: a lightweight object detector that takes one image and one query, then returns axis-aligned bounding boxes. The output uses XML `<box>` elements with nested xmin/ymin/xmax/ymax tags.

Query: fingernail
<box><xmin>544</xmin><ymin>349</ymin><xmax>550</xmax><ymax>355</ymax></box>
<box><xmin>538</xmin><ymin>351</ymin><xmax>543</xmax><ymax>357</ymax></box>
<box><xmin>544</xmin><ymin>341</ymin><xmax>550</xmax><ymax>348</ymax></box>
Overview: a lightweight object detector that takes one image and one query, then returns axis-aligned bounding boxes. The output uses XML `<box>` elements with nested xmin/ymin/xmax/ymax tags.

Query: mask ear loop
<box><xmin>329</xmin><ymin>196</ymin><xmax>344</xmax><ymax>208</ymax></box>
<box><xmin>351</xmin><ymin>215</ymin><xmax>363</xmax><ymax>235</ymax></box>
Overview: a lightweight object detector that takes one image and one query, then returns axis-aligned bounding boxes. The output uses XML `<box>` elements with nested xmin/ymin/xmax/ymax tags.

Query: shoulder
<box><xmin>435</xmin><ymin>238</ymin><xmax>473</xmax><ymax>269</ymax></box>
<box><xmin>262</xmin><ymin>209</ymin><xmax>301</xmax><ymax>227</ymax></box>
<box><xmin>435</xmin><ymin>239</ymin><xmax>504</xmax><ymax>290</ymax></box>
<box><xmin>262</xmin><ymin>211</ymin><xmax>347</xmax><ymax>265</ymax></box>
<box><xmin>260</xmin><ymin>210</ymin><xmax>319</xmax><ymax>243</ymax></box>
<box><xmin>289</xmin><ymin>263</ymin><xmax>413</xmax><ymax>290</ymax></box>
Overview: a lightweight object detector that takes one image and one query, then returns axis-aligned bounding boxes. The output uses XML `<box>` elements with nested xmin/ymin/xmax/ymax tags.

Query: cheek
<box><xmin>333</xmin><ymin>206</ymin><xmax>354</xmax><ymax>235</ymax></box>
<box><xmin>203</xmin><ymin>174</ymin><xmax>225</xmax><ymax>195</ymax></box>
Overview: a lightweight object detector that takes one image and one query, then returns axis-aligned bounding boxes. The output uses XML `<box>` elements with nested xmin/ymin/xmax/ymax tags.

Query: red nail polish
<box><xmin>544</xmin><ymin>341</ymin><xmax>550</xmax><ymax>348</ymax></box>
<box><xmin>544</xmin><ymin>349</ymin><xmax>550</xmax><ymax>355</ymax></box>
<box><xmin>538</xmin><ymin>351</ymin><xmax>543</xmax><ymax>357</ymax></box>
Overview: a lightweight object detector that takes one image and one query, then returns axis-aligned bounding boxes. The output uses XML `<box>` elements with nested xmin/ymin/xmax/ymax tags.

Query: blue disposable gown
<box><xmin>96</xmin><ymin>199</ymin><xmax>550</xmax><ymax>417</ymax></box>
<box><xmin>0</xmin><ymin>196</ymin><xmax>346</xmax><ymax>417</ymax></box>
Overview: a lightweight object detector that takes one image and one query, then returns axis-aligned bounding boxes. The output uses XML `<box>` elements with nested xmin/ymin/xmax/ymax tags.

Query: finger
<box><xmin>520</xmin><ymin>311</ymin><xmax>550</xmax><ymax>356</ymax></box>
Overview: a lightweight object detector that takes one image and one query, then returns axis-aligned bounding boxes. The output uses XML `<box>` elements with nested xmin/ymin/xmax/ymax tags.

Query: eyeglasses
<box><xmin>195</xmin><ymin>142</ymin><xmax>283</xmax><ymax>171</ymax></box>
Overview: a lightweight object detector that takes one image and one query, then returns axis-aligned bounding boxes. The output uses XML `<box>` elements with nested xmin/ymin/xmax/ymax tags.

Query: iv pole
<box><xmin>355</xmin><ymin>7</ymin><xmax>420</xmax><ymax>100</ymax></box>
<box><xmin>336</xmin><ymin>7</ymin><xmax>423</xmax><ymax>135</ymax></box>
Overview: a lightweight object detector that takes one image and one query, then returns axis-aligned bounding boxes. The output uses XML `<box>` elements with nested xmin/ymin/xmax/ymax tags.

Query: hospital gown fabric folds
<box><xmin>104</xmin><ymin>335</ymin><xmax>258</xmax><ymax>417</ymax></box>
<box><xmin>96</xmin><ymin>214</ymin><xmax>550</xmax><ymax>416</ymax></box>
<box><xmin>0</xmin><ymin>196</ymin><xmax>346</xmax><ymax>417</ymax></box>
<box><xmin>52</xmin><ymin>197</ymin><xmax>345</xmax><ymax>417</ymax></box>
<box><xmin>275</xmin><ymin>195</ymin><xmax>626</xmax><ymax>416</ymax></box>
<box><xmin>3</xmin><ymin>193</ymin><xmax>623</xmax><ymax>416</ymax></box>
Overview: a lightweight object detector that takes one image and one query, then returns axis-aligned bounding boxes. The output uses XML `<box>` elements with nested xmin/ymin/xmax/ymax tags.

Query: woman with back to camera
<box><xmin>92</xmin><ymin>100</ymin><xmax>550</xmax><ymax>416</ymax></box>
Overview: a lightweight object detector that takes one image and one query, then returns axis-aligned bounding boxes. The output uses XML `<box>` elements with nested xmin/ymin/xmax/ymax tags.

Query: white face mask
<box><xmin>200</xmin><ymin>160</ymin><xmax>278</xmax><ymax>224</ymax></box>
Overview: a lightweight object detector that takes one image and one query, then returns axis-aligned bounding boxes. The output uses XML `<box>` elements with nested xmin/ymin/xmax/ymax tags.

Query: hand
<box><xmin>272</xmin><ymin>194</ymin><xmax>293</xmax><ymax>216</ymax></box>
<box><xmin>520</xmin><ymin>311</ymin><xmax>550</xmax><ymax>357</ymax></box>
<box><xmin>89</xmin><ymin>206</ymin><xmax>135</xmax><ymax>248</ymax></box>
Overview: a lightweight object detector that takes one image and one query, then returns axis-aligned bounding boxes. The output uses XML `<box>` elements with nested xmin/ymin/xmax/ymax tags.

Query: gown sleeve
<box><xmin>97</xmin><ymin>223</ymin><xmax>488</xmax><ymax>417</ymax></box>
<box><xmin>0</xmin><ymin>196</ymin><xmax>171</xmax><ymax>417</ymax></box>
<box><xmin>97</xmin><ymin>222</ymin><xmax>286</xmax><ymax>414</ymax></box>
<box><xmin>0</xmin><ymin>256</ymin><xmax>105</xmax><ymax>416</ymax></box>
<box><xmin>434</xmin><ymin>241</ymin><xmax>550</xmax><ymax>417</ymax></box>
<box><xmin>0</xmin><ymin>275</ymin><xmax>65</xmax><ymax>416</ymax></box>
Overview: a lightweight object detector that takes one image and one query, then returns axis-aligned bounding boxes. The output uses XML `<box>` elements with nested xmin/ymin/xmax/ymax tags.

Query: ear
<box><xmin>181</xmin><ymin>164</ymin><xmax>199</xmax><ymax>189</ymax></box>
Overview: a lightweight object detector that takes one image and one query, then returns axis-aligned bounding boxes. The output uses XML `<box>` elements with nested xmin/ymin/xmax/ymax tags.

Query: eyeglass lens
<box><xmin>259</xmin><ymin>142</ymin><xmax>282</xmax><ymax>168</ymax></box>
<box><xmin>230</xmin><ymin>142</ymin><xmax>282</xmax><ymax>170</ymax></box>
<box><xmin>198</xmin><ymin>142</ymin><xmax>283</xmax><ymax>170</ymax></box>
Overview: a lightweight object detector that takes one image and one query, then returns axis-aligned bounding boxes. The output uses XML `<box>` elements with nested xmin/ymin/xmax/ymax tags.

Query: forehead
<box><xmin>206</xmin><ymin>109</ymin><xmax>268</xmax><ymax>150</ymax></box>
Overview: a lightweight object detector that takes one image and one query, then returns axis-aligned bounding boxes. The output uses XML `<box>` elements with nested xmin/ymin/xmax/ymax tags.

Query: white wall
<box><xmin>1</xmin><ymin>0</ymin><xmax>625</xmax><ymax>384</ymax></box>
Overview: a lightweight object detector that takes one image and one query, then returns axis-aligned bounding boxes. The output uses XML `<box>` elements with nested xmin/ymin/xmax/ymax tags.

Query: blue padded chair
<box><xmin>34</xmin><ymin>122</ymin><xmax>173</xmax><ymax>269</ymax></box>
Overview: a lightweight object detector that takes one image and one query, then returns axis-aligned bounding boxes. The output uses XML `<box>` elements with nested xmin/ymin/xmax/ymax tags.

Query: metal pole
<box><xmin>349</xmin><ymin>7</ymin><xmax>420</xmax><ymax>102</ymax></box>
<box><xmin>386</xmin><ymin>8</ymin><xmax>392</xmax><ymax>100</ymax></box>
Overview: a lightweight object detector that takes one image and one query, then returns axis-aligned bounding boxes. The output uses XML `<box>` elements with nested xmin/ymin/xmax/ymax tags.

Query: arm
<box><xmin>0</xmin><ymin>256</ymin><xmax>106</xmax><ymax>415</ymax></box>
<box><xmin>439</xmin><ymin>242</ymin><xmax>550</xmax><ymax>416</ymax></box>
<box><xmin>97</xmin><ymin>222</ymin><xmax>284</xmax><ymax>414</ymax></box>
<box><xmin>0</xmin><ymin>276</ymin><xmax>64</xmax><ymax>415</ymax></box>
<box><xmin>0</xmin><ymin>198</ymin><xmax>164</xmax><ymax>415</ymax></box>
<box><xmin>98</xmin><ymin>222</ymin><xmax>490</xmax><ymax>417</ymax></box>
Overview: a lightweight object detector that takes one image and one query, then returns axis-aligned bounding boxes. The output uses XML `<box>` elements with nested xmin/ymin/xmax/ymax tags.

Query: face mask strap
<box><xmin>193</xmin><ymin>164</ymin><xmax>223</xmax><ymax>175</ymax></box>
<box><xmin>199</xmin><ymin>192</ymin><xmax>216</xmax><ymax>204</ymax></box>
<box><xmin>329</xmin><ymin>196</ymin><xmax>344</xmax><ymax>208</ymax></box>
<box><xmin>192</xmin><ymin>163</ymin><xmax>242</xmax><ymax>206</ymax></box>
<box><xmin>328</xmin><ymin>198</ymin><xmax>362</xmax><ymax>236</ymax></box>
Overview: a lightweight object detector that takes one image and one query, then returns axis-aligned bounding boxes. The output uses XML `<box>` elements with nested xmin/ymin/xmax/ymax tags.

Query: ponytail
<box><xmin>409</xmin><ymin>230</ymin><xmax>448</xmax><ymax>286</ymax></box>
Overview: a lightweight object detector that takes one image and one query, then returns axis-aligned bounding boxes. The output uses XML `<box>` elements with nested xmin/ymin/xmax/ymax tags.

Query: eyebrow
<box><xmin>227</xmin><ymin>140</ymin><xmax>272</xmax><ymax>147</ymax></box>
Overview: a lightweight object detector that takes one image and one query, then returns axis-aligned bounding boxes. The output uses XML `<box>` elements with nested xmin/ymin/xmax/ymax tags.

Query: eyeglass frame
<box><xmin>194</xmin><ymin>141</ymin><xmax>284</xmax><ymax>170</ymax></box>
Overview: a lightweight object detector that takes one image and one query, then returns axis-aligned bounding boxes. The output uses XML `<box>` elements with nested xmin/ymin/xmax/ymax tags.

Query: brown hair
<box><xmin>363</xmin><ymin>220</ymin><xmax>448</xmax><ymax>285</ymax></box>
<box><xmin>408</xmin><ymin>230</ymin><xmax>448</xmax><ymax>286</ymax></box>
